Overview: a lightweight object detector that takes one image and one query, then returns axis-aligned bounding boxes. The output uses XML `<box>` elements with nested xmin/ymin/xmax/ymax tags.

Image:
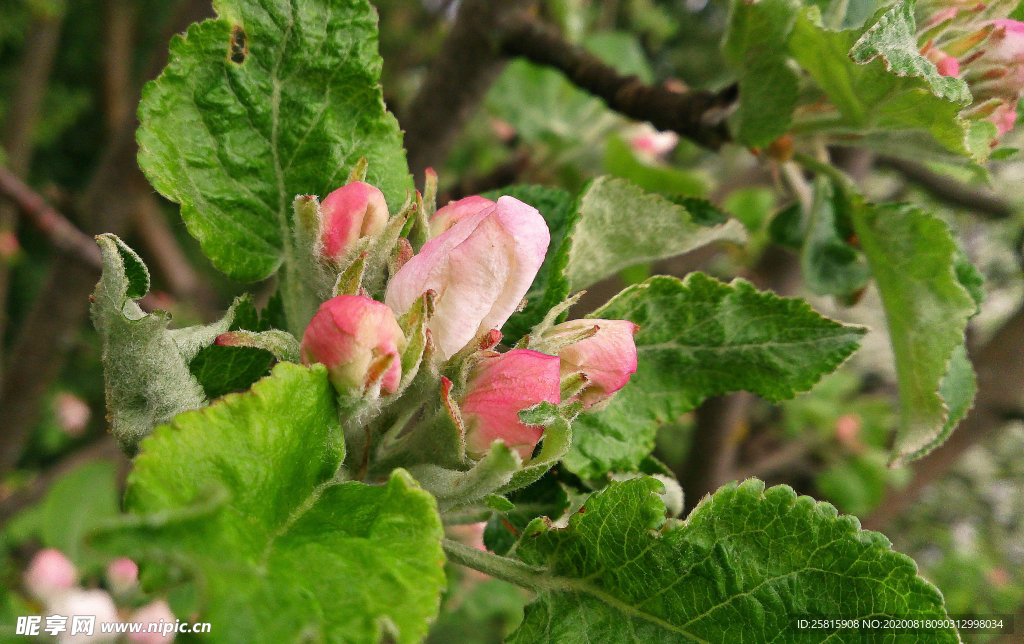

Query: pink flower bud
<box><xmin>988</xmin><ymin>100</ymin><xmax>1018</xmax><ymax>135</ymax></box>
<box><xmin>319</xmin><ymin>182</ymin><xmax>390</xmax><ymax>261</ymax></box>
<box><xmin>628</xmin><ymin>124</ymin><xmax>680</xmax><ymax>161</ymax></box>
<box><xmin>300</xmin><ymin>295</ymin><xmax>406</xmax><ymax>395</ymax></box>
<box><xmin>386</xmin><ymin>197</ymin><xmax>550</xmax><ymax>360</ymax></box>
<box><xmin>553</xmin><ymin>319</ymin><xmax>639</xmax><ymax>407</ymax></box>
<box><xmin>106</xmin><ymin>557</ymin><xmax>139</xmax><ymax>595</ymax></box>
<box><xmin>927</xmin><ymin>48</ymin><xmax>960</xmax><ymax>76</ymax></box>
<box><xmin>54</xmin><ymin>392</ymin><xmax>90</xmax><ymax>437</ymax></box>
<box><xmin>24</xmin><ymin>548</ymin><xmax>77</xmax><ymax>601</ymax></box>
<box><xmin>128</xmin><ymin>600</ymin><xmax>177</xmax><ymax>643</ymax></box>
<box><xmin>460</xmin><ymin>349</ymin><xmax>561</xmax><ymax>460</ymax></box>
<box><xmin>429</xmin><ymin>196</ymin><xmax>495</xmax><ymax>237</ymax></box>
<box><xmin>50</xmin><ymin>589</ymin><xmax>120</xmax><ymax>642</ymax></box>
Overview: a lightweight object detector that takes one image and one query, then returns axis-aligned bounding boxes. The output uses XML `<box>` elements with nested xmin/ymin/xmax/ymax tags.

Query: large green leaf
<box><xmin>564</xmin><ymin>274</ymin><xmax>866</xmax><ymax>479</ymax></box>
<box><xmin>92</xmin><ymin>363</ymin><xmax>445</xmax><ymax>644</ymax></box>
<box><xmin>91</xmin><ymin>235</ymin><xmax>238</xmax><ymax>453</ymax></box>
<box><xmin>565</xmin><ymin>176</ymin><xmax>746</xmax><ymax>291</ymax></box>
<box><xmin>850</xmin><ymin>202</ymin><xmax>978</xmax><ymax>465</ymax></box>
<box><xmin>137</xmin><ymin>0</ymin><xmax>411</xmax><ymax>282</ymax></box>
<box><xmin>723</xmin><ymin>0</ymin><xmax>802</xmax><ymax>147</ymax></box>
<box><xmin>788</xmin><ymin>1</ymin><xmax>980</xmax><ymax>158</ymax></box>
<box><xmin>508</xmin><ymin>477</ymin><xmax>958</xmax><ymax>643</ymax></box>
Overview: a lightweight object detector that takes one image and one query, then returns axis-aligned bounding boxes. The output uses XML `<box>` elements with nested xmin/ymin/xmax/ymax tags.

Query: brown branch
<box><xmin>0</xmin><ymin>0</ymin><xmax>216</xmax><ymax>477</ymax></box>
<box><xmin>402</xmin><ymin>0</ymin><xmax>537</xmax><ymax>179</ymax></box>
<box><xmin>0</xmin><ymin>167</ymin><xmax>102</xmax><ymax>269</ymax></box>
<box><xmin>862</xmin><ymin>303</ymin><xmax>1024</xmax><ymax>531</ymax></box>
<box><xmin>499</xmin><ymin>16</ymin><xmax>736</xmax><ymax>151</ymax></box>
<box><xmin>877</xmin><ymin>156</ymin><xmax>1013</xmax><ymax>219</ymax></box>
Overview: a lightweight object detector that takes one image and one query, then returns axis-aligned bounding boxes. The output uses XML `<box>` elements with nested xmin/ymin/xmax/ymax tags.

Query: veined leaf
<box><xmin>137</xmin><ymin>0</ymin><xmax>411</xmax><ymax>281</ymax></box>
<box><xmin>564</xmin><ymin>273</ymin><xmax>866</xmax><ymax>479</ymax></box>
<box><xmin>565</xmin><ymin>176</ymin><xmax>746</xmax><ymax>291</ymax></box>
<box><xmin>850</xmin><ymin>202</ymin><xmax>978</xmax><ymax>465</ymax></box>
<box><xmin>508</xmin><ymin>477</ymin><xmax>958</xmax><ymax>643</ymax></box>
<box><xmin>788</xmin><ymin>2</ymin><xmax>981</xmax><ymax>159</ymax></box>
<box><xmin>92</xmin><ymin>363</ymin><xmax>445</xmax><ymax>644</ymax></box>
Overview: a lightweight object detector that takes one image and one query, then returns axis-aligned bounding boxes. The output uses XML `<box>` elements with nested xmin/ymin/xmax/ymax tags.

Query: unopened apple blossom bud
<box><xmin>926</xmin><ymin>48</ymin><xmax>960</xmax><ymax>76</ymax></box>
<box><xmin>106</xmin><ymin>557</ymin><xmax>139</xmax><ymax>595</ymax></box>
<box><xmin>128</xmin><ymin>600</ymin><xmax>177</xmax><ymax>643</ymax></box>
<box><xmin>988</xmin><ymin>100</ymin><xmax>1018</xmax><ymax>135</ymax></box>
<box><xmin>552</xmin><ymin>319</ymin><xmax>639</xmax><ymax>407</ymax></box>
<box><xmin>300</xmin><ymin>295</ymin><xmax>406</xmax><ymax>396</ymax></box>
<box><xmin>319</xmin><ymin>182</ymin><xmax>390</xmax><ymax>261</ymax></box>
<box><xmin>461</xmin><ymin>349</ymin><xmax>561</xmax><ymax>459</ymax></box>
<box><xmin>386</xmin><ymin>196</ymin><xmax>549</xmax><ymax>360</ymax></box>
<box><xmin>54</xmin><ymin>392</ymin><xmax>90</xmax><ymax>437</ymax></box>
<box><xmin>50</xmin><ymin>589</ymin><xmax>119</xmax><ymax>642</ymax></box>
<box><xmin>428</xmin><ymin>196</ymin><xmax>496</xmax><ymax>237</ymax></box>
<box><xmin>24</xmin><ymin>548</ymin><xmax>77</xmax><ymax>601</ymax></box>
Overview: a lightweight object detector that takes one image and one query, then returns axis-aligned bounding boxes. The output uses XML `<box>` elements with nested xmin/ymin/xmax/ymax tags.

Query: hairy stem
<box><xmin>442</xmin><ymin>538</ymin><xmax>546</xmax><ymax>590</ymax></box>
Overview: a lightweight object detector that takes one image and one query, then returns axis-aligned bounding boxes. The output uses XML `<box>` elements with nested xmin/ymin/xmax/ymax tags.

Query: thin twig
<box><xmin>499</xmin><ymin>16</ymin><xmax>736</xmax><ymax>150</ymax></box>
<box><xmin>876</xmin><ymin>156</ymin><xmax>1013</xmax><ymax>219</ymax></box>
<box><xmin>0</xmin><ymin>167</ymin><xmax>102</xmax><ymax>269</ymax></box>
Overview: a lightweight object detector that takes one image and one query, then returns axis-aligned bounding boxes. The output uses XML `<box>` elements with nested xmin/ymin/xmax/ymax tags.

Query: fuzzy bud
<box><xmin>300</xmin><ymin>295</ymin><xmax>406</xmax><ymax>396</ymax></box>
<box><xmin>319</xmin><ymin>182</ymin><xmax>390</xmax><ymax>261</ymax></box>
<box><xmin>106</xmin><ymin>557</ymin><xmax>139</xmax><ymax>596</ymax></box>
<box><xmin>24</xmin><ymin>548</ymin><xmax>77</xmax><ymax>601</ymax></box>
<box><xmin>50</xmin><ymin>589</ymin><xmax>120</xmax><ymax>642</ymax></box>
<box><xmin>460</xmin><ymin>349</ymin><xmax>561</xmax><ymax>460</ymax></box>
<box><xmin>127</xmin><ymin>600</ymin><xmax>177</xmax><ymax>643</ymax></box>
<box><xmin>386</xmin><ymin>197</ymin><xmax>549</xmax><ymax>360</ymax></box>
<box><xmin>551</xmin><ymin>319</ymin><xmax>639</xmax><ymax>407</ymax></box>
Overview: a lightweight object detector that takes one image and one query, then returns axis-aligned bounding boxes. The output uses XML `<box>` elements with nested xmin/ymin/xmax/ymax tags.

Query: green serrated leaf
<box><xmin>565</xmin><ymin>176</ymin><xmax>747</xmax><ymax>291</ymax></box>
<box><xmin>723</xmin><ymin>0</ymin><xmax>802</xmax><ymax>147</ymax></box>
<box><xmin>92</xmin><ymin>235</ymin><xmax>237</xmax><ymax>453</ymax></box>
<box><xmin>137</xmin><ymin>0</ymin><xmax>411</xmax><ymax>281</ymax></box>
<box><xmin>507</xmin><ymin>477</ymin><xmax>958</xmax><ymax>643</ymax></box>
<box><xmin>801</xmin><ymin>177</ymin><xmax>871</xmax><ymax>296</ymax></box>
<box><xmin>481</xmin><ymin>185</ymin><xmax>577</xmax><ymax>343</ymax></box>
<box><xmin>564</xmin><ymin>273</ymin><xmax>866</xmax><ymax>479</ymax></box>
<box><xmin>92</xmin><ymin>363</ymin><xmax>445</xmax><ymax>644</ymax></box>
<box><xmin>789</xmin><ymin>3</ymin><xmax>979</xmax><ymax>159</ymax></box>
<box><xmin>850</xmin><ymin>202</ymin><xmax>978</xmax><ymax>464</ymax></box>
<box><xmin>848</xmin><ymin>0</ymin><xmax>970</xmax><ymax>104</ymax></box>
